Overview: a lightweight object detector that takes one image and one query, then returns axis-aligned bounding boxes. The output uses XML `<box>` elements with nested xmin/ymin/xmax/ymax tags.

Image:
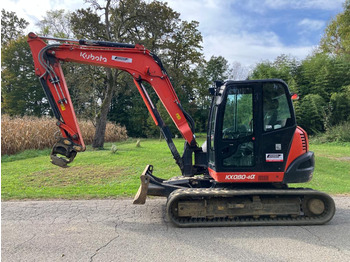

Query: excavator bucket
<box><xmin>50</xmin><ymin>137</ymin><xmax>79</xmax><ymax>168</ymax></box>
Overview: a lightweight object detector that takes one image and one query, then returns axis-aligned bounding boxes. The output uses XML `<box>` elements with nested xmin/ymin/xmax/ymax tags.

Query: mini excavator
<box><xmin>28</xmin><ymin>33</ymin><xmax>335</xmax><ymax>227</ymax></box>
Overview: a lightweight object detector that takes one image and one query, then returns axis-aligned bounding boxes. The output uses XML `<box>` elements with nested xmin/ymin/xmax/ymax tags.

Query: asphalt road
<box><xmin>2</xmin><ymin>196</ymin><xmax>350</xmax><ymax>262</ymax></box>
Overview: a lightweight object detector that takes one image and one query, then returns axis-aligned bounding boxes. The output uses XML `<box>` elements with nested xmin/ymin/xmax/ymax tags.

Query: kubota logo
<box><xmin>80</xmin><ymin>52</ymin><xmax>107</xmax><ymax>63</ymax></box>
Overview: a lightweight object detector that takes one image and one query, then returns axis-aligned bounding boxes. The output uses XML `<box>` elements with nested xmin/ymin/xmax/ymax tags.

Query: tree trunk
<box><xmin>92</xmin><ymin>68</ymin><xmax>117</xmax><ymax>149</ymax></box>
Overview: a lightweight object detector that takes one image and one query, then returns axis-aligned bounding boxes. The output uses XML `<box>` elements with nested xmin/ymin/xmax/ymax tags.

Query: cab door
<box><xmin>260</xmin><ymin>81</ymin><xmax>296</xmax><ymax>173</ymax></box>
<box><xmin>213</xmin><ymin>83</ymin><xmax>258</xmax><ymax>172</ymax></box>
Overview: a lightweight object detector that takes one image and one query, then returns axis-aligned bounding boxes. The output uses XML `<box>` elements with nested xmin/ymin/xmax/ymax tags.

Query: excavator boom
<box><xmin>27</xmin><ymin>33</ymin><xmax>197</xmax><ymax>170</ymax></box>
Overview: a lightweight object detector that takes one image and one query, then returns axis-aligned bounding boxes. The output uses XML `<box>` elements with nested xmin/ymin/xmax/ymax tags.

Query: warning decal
<box><xmin>266</xmin><ymin>153</ymin><xmax>284</xmax><ymax>162</ymax></box>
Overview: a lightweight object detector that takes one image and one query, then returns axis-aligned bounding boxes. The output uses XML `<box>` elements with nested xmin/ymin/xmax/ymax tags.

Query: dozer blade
<box><xmin>133</xmin><ymin>165</ymin><xmax>152</xmax><ymax>204</ymax></box>
<box><xmin>133</xmin><ymin>165</ymin><xmax>188</xmax><ymax>204</ymax></box>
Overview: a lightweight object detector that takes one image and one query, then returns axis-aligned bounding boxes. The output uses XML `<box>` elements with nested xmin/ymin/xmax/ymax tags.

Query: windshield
<box><xmin>222</xmin><ymin>87</ymin><xmax>253</xmax><ymax>139</ymax></box>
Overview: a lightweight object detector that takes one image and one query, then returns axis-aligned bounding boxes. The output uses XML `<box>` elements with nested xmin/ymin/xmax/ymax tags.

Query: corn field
<box><xmin>1</xmin><ymin>115</ymin><xmax>128</xmax><ymax>155</ymax></box>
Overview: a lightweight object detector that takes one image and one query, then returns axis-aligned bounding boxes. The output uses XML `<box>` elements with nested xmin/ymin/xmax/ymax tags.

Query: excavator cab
<box><xmin>207</xmin><ymin>79</ymin><xmax>300</xmax><ymax>183</ymax></box>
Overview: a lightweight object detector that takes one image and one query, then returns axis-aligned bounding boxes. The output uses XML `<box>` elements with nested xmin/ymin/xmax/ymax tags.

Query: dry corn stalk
<box><xmin>1</xmin><ymin>115</ymin><xmax>128</xmax><ymax>155</ymax></box>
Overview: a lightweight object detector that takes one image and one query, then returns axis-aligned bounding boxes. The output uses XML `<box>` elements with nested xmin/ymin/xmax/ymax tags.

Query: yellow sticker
<box><xmin>176</xmin><ymin>113</ymin><xmax>181</xmax><ymax>120</ymax></box>
<box><xmin>60</xmin><ymin>103</ymin><xmax>66</xmax><ymax>111</ymax></box>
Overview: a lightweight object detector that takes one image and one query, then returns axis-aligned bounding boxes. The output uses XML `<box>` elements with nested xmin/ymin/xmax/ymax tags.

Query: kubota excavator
<box><xmin>27</xmin><ymin>33</ymin><xmax>335</xmax><ymax>227</ymax></box>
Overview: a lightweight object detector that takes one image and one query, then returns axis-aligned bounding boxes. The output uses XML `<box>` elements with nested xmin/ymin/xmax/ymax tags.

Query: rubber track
<box><xmin>166</xmin><ymin>188</ymin><xmax>336</xmax><ymax>227</ymax></box>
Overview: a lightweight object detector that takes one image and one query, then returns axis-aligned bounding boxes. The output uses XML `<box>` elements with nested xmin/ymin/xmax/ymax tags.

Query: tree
<box><xmin>160</xmin><ymin>20</ymin><xmax>204</xmax><ymax>134</ymax></box>
<box><xmin>191</xmin><ymin>56</ymin><xmax>231</xmax><ymax>133</ymax></box>
<box><xmin>295</xmin><ymin>94</ymin><xmax>326</xmax><ymax>134</ymax></box>
<box><xmin>70</xmin><ymin>8</ymin><xmax>106</xmax><ymax>40</ymax></box>
<box><xmin>36</xmin><ymin>9</ymin><xmax>72</xmax><ymax>38</ymax></box>
<box><xmin>250</xmin><ymin>54</ymin><xmax>299</xmax><ymax>92</ymax></box>
<box><xmin>1</xmin><ymin>10</ymin><xmax>48</xmax><ymax>116</ymax></box>
<box><xmin>108</xmin><ymin>74</ymin><xmax>153</xmax><ymax>138</ymax></box>
<box><xmin>1</xmin><ymin>9</ymin><xmax>29</xmax><ymax>45</ymax></box>
<box><xmin>320</xmin><ymin>0</ymin><xmax>350</xmax><ymax>55</ymax></box>
<box><xmin>71</xmin><ymin>0</ymin><xmax>193</xmax><ymax>145</ymax></box>
<box><xmin>229</xmin><ymin>61</ymin><xmax>249</xmax><ymax>80</ymax></box>
<box><xmin>197</xmin><ymin>55</ymin><xmax>230</xmax><ymax>102</ymax></box>
<box><xmin>1</xmin><ymin>36</ymin><xmax>49</xmax><ymax>116</ymax></box>
<box><xmin>297</xmin><ymin>53</ymin><xmax>331</xmax><ymax>98</ymax></box>
<box><xmin>161</xmin><ymin>20</ymin><xmax>203</xmax><ymax>105</ymax></box>
<box><xmin>119</xmin><ymin>18</ymin><xmax>205</xmax><ymax>137</ymax></box>
<box><xmin>145</xmin><ymin>100</ymin><xmax>180</xmax><ymax>138</ymax></box>
<box><xmin>304</xmin><ymin>2</ymin><xmax>350</xmax><ymax>132</ymax></box>
<box><xmin>297</xmin><ymin>53</ymin><xmax>350</xmax><ymax>100</ymax></box>
<box><xmin>204</xmin><ymin>56</ymin><xmax>230</xmax><ymax>82</ymax></box>
<box><xmin>64</xmin><ymin>63</ymin><xmax>105</xmax><ymax>120</ymax></box>
<box><xmin>36</xmin><ymin>9</ymin><xmax>104</xmax><ymax>121</ymax></box>
<box><xmin>329</xmin><ymin>86</ymin><xmax>350</xmax><ymax>126</ymax></box>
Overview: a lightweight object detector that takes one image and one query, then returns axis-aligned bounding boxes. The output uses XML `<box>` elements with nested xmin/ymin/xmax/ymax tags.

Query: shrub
<box><xmin>313</xmin><ymin>121</ymin><xmax>350</xmax><ymax>143</ymax></box>
<box><xmin>323</xmin><ymin>122</ymin><xmax>350</xmax><ymax>142</ymax></box>
<box><xmin>1</xmin><ymin>115</ymin><xmax>128</xmax><ymax>155</ymax></box>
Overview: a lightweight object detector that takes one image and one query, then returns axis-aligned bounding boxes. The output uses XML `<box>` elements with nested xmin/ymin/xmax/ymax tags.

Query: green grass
<box><xmin>1</xmin><ymin>139</ymin><xmax>349</xmax><ymax>200</ymax></box>
<box><xmin>1</xmin><ymin>139</ymin><xmax>195</xmax><ymax>200</ymax></box>
<box><xmin>292</xmin><ymin>142</ymin><xmax>350</xmax><ymax>194</ymax></box>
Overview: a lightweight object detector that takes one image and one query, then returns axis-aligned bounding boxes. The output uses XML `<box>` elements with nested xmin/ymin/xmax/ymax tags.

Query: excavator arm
<box><xmin>27</xmin><ymin>33</ymin><xmax>197</xmax><ymax>171</ymax></box>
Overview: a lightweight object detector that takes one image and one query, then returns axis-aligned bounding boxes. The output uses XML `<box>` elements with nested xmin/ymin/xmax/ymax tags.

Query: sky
<box><xmin>1</xmin><ymin>0</ymin><xmax>345</xmax><ymax>68</ymax></box>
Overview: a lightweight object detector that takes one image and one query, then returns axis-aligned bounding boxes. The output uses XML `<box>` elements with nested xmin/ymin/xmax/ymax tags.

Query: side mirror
<box><xmin>209</xmin><ymin>87</ymin><xmax>216</xmax><ymax>96</ymax></box>
<box><xmin>209</xmin><ymin>80</ymin><xmax>224</xmax><ymax>96</ymax></box>
<box><xmin>291</xmin><ymin>93</ymin><xmax>299</xmax><ymax>100</ymax></box>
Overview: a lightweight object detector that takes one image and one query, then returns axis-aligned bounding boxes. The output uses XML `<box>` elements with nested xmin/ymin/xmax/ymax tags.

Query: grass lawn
<box><xmin>294</xmin><ymin>143</ymin><xmax>350</xmax><ymax>194</ymax></box>
<box><xmin>1</xmin><ymin>139</ymin><xmax>349</xmax><ymax>200</ymax></box>
<box><xmin>1</xmin><ymin>139</ymin><xmax>192</xmax><ymax>200</ymax></box>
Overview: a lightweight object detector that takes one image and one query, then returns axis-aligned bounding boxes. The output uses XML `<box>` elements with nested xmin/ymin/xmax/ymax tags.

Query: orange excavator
<box><xmin>28</xmin><ymin>33</ymin><xmax>335</xmax><ymax>227</ymax></box>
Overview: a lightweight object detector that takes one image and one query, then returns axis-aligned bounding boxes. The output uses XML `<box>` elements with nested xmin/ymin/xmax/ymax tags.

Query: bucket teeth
<box><xmin>50</xmin><ymin>154</ymin><xmax>69</xmax><ymax>168</ymax></box>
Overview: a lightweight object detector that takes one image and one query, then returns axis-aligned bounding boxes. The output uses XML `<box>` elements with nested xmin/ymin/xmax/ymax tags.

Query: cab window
<box><xmin>222</xmin><ymin>87</ymin><xmax>253</xmax><ymax>139</ymax></box>
<box><xmin>263</xmin><ymin>83</ymin><xmax>292</xmax><ymax>132</ymax></box>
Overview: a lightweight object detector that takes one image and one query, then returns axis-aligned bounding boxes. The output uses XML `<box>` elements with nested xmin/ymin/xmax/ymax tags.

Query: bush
<box><xmin>313</xmin><ymin>122</ymin><xmax>350</xmax><ymax>143</ymax></box>
<box><xmin>1</xmin><ymin>115</ymin><xmax>128</xmax><ymax>155</ymax></box>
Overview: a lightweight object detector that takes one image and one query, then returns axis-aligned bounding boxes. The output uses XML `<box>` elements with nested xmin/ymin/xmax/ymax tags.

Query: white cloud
<box><xmin>1</xmin><ymin>0</ymin><xmax>339</xmax><ymax>67</ymax></box>
<box><xmin>164</xmin><ymin>0</ymin><xmax>243</xmax><ymax>34</ymax></box>
<box><xmin>1</xmin><ymin>0</ymin><xmax>86</xmax><ymax>33</ymax></box>
<box><xmin>298</xmin><ymin>18</ymin><xmax>325</xmax><ymax>31</ymax></box>
<box><xmin>203</xmin><ymin>32</ymin><xmax>313</xmax><ymax>66</ymax></box>
<box><xmin>263</xmin><ymin>0</ymin><xmax>344</xmax><ymax>11</ymax></box>
<box><xmin>164</xmin><ymin>0</ymin><xmax>320</xmax><ymax>66</ymax></box>
<box><xmin>240</xmin><ymin>0</ymin><xmax>344</xmax><ymax>14</ymax></box>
